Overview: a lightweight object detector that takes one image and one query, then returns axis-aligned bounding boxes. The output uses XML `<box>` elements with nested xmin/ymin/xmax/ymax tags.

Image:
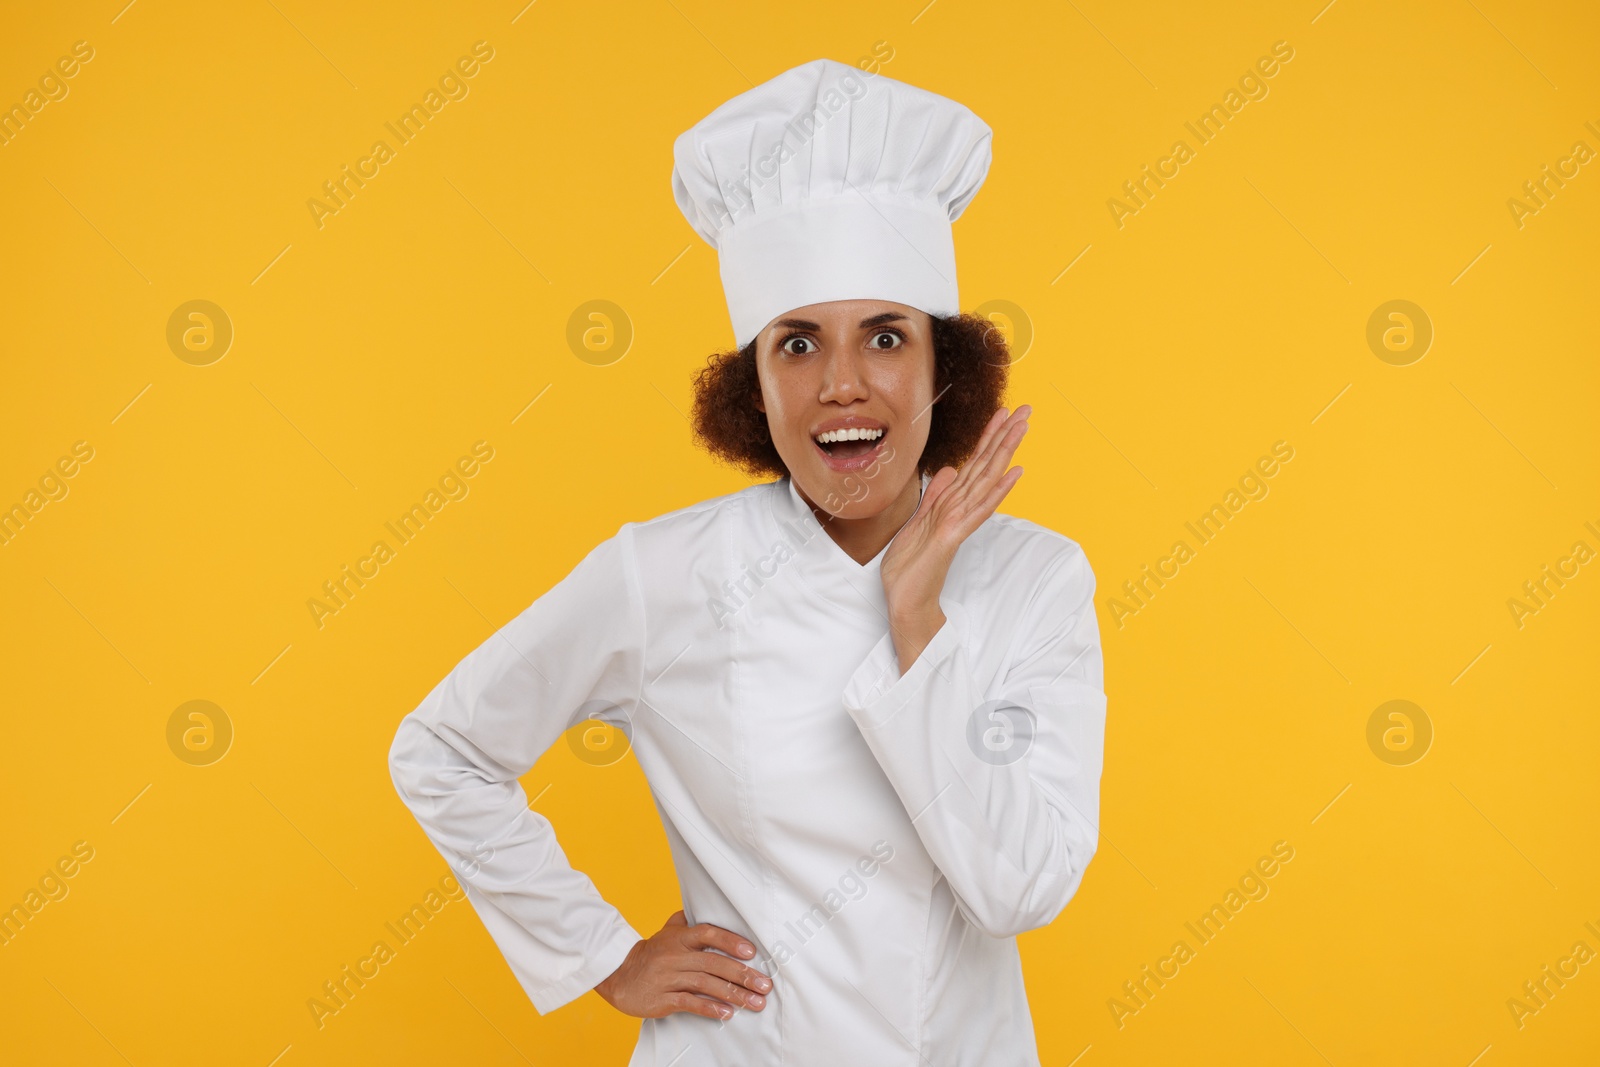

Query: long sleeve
<box><xmin>387</xmin><ymin>526</ymin><xmax>648</xmax><ymax>1014</ymax></box>
<box><xmin>840</xmin><ymin>542</ymin><xmax>1107</xmax><ymax>940</ymax></box>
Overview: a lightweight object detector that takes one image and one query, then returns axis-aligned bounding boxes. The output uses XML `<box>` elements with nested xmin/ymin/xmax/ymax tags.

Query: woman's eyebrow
<box><xmin>857</xmin><ymin>312</ymin><xmax>909</xmax><ymax>328</ymax></box>
<box><xmin>771</xmin><ymin>312</ymin><xmax>910</xmax><ymax>331</ymax></box>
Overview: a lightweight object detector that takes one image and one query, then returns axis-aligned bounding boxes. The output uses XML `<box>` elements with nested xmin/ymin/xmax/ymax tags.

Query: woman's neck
<box><xmin>796</xmin><ymin>473</ymin><xmax>923</xmax><ymax>565</ymax></box>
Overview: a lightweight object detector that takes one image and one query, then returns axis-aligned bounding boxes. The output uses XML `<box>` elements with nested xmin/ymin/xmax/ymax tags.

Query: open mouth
<box><xmin>813</xmin><ymin>426</ymin><xmax>887</xmax><ymax>461</ymax></box>
<box><xmin>808</xmin><ymin>417</ymin><xmax>891</xmax><ymax>473</ymax></box>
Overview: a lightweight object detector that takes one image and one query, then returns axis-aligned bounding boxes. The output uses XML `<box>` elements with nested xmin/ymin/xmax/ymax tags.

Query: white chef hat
<box><xmin>671</xmin><ymin>57</ymin><xmax>993</xmax><ymax>349</ymax></box>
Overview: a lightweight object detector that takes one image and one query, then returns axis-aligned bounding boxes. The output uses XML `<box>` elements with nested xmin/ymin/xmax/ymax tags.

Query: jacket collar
<box><xmin>765</xmin><ymin>472</ymin><xmax>929</xmax><ymax>615</ymax></box>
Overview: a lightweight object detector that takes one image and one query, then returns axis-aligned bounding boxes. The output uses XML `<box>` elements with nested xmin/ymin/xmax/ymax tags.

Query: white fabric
<box><xmin>389</xmin><ymin>474</ymin><xmax>1107</xmax><ymax>1065</ymax></box>
<box><xmin>671</xmin><ymin>58</ymin><xmax>993</xmax><ymax>348</ymax></box>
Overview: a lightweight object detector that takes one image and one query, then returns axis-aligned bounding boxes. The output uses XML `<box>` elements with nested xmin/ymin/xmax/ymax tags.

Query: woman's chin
<box><xmin>792</xmin><ymin>465</ymin><xmax>918</xmax><ymax>522</ymax></box>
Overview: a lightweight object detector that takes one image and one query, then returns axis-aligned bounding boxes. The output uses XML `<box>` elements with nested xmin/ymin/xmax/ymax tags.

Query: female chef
<box><xmin>389</xmin><ymin>58</ymin><xmax>1108</xmax><ymax>1066</ymax></box>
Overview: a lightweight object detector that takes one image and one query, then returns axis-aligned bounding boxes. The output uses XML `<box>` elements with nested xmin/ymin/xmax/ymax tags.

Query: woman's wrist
<box><xmin>593</xmin><ymin>938</ymin><xmax>638</xmax><ymax>1006</ymax></box>
<box><xmin>890</xmin><ymin>606</ymin><xmax>947</xmax><ymax>675</ymax></box>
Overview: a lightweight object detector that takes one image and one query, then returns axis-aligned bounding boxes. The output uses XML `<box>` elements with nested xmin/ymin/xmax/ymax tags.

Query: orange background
<box><xmin>2</xmin><ymin>1</ymin><xmax>1596</xmax><ymax>1063</ymax></box>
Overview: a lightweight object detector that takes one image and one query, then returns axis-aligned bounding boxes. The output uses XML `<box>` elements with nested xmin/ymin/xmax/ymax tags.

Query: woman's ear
<box><xmin>754</xmin><ymin>391</ymin><xmax>765</xmax><ymax>414</ymax></box>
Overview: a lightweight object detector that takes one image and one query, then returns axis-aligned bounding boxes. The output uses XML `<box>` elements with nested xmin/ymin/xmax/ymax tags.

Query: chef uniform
<box><xmin>388</xmin><ymin>58</ymin><xmax>1108</xmax><ymax>1066</ymax></box>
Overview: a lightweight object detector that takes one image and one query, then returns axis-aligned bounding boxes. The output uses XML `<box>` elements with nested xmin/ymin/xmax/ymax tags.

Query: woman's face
<box><xmin>754</xmin><ymin>299</ymin><xmax>935</xmax><ymax>520</ymax></box>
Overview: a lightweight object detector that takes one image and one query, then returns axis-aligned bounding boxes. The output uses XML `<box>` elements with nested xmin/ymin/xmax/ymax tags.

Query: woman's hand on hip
<box><xmin>594</xmin><ymin>910</ymin><xmax>773</xmax><ymax>1021</ymax></box>
<box><xmin>879</xmin><ymin>404</ymin><xmax>1030</xmax><ymax>671</ymax></box>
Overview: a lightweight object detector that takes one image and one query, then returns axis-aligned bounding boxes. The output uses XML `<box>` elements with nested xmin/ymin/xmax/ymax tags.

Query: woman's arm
<box><xmin>387</xmin><ymin>525</ymin><xmax>775</xmax><ymax>1020</ymax></box>
<box><xmin>387</xmin><ymin>528</ymin><xmax>649</xmax><ymax>1015</ymax></box>
<box><xmin>843</xmin><ymin>544</ymin><xmax>1106</xmax><ymax>940</ymax></box>
<box><xmin>859</xmin><ymin>403</ymin><xmax>1107</xmax><ymax>939</ymax></box>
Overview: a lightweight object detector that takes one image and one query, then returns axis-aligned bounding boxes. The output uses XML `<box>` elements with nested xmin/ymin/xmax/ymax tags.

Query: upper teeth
<box><xmin>815</xmin><ymin>427</ymin><xmax>885</xmax><ymax>444</ymax></box>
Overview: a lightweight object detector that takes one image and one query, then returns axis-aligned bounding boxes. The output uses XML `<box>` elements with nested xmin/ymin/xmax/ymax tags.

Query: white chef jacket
<box><xmin>388</xmin><ymin>472</ymin><xmax>1107</xmax><ymax>1066</ymax></box>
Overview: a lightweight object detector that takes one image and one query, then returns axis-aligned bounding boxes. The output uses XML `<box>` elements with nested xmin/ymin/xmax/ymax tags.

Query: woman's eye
<box><xmin>782</xmin><ymin>337</ymin><xmax>815</xmax><ymax>355</ymax></box>
<box><xmin>869</xmin><ymin>331</ymin><xmax>903</xmax><ymax>350</ymax></box>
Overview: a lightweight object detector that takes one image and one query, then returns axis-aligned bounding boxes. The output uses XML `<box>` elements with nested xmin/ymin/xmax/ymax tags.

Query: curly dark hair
<box><xmin>689</xmin><ymin>312</ymin><xmax>1011</xmax><ymax>480</ymax></box>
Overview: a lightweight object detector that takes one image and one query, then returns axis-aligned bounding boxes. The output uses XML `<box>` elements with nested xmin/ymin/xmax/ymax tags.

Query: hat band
<box><xmin>717</xmin><ymin>196</ymin><xmax>959</xmax><ymax>349</ymax></box>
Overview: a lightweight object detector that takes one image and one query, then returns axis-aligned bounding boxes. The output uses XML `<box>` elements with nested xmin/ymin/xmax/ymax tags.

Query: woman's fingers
<box><xmin>920</xmin><ymin>405</ymin><xmax>1026</xmax><ymax>521</ymax></box>
<box><xmin>913</xmin><ymin>464</ymin><xmax>960</xmax><ymax>521</ymax></box>
<box><xmin>925</xmin><ymin>407</ymin><xmax>1025</xmax><ymax>544</ymax></box>
<box><xmin>967</xmin><ymin>405</ymin><xmax>1010</xmax><ymax>461</ymax></box>
<box><xmin>970</xmin><ymin>404</ymin><xmax>1023</xmax><ymax>467</ymax></box>
<box><xmin>697</xmin><ymin>946</ymin><xmax>773</xmax><ymax>1000</ymax></box>
<box><xmin>912</xmin><ymin>403</ymin><xmax>1027</xmax><ymax>519</ymax></box>
<box><xmin>601</xmin><ymin>915</ymin><xmax>776</xmax><ymax>1022</ymax></box>
<box><xmin>669</xmin><ymin>920</ymin><xmax>771</xmax><ymax>1015</ymax></box>
<box><xmin>963</xmin><ymin>405</ymin><xmax>1029</xmax><ymax>492</ymax></box>
<box><xmin>667</xmin><ymin>990</ymin><xmax>737</xmax><ymax>1021</ymax></box>
<box><xmin>978</xmin><ymin>463</ymin><xmax>1026</xmax><ymax>520</ymax></box>
<box><xmin>680</xmin><ymin>921</ymin><xmax>757</xmax><ymax>961</ymax></box>
<box><xmin>893</xmin><ymin>405</ymin><xmax>1030</xmax><ymax>576</ymax></box>
<box><xmin>946</xmin><ymin>414</ymin><xmax>1027</xmax><ymax>544</ymax></box>
<box><xmin>677</xmin><ymin>967</ymin><xmax>768</xmax><ymax>1012</ymax></box>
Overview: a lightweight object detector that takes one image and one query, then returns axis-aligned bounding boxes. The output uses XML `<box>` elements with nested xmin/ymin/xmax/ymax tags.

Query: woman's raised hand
<box><xmin>594</xmin><ymin>910</ymin><xmax>773</xmax><ymax>1021</ymax></box>
<box><xmin>879</xmin><ymin>404</ymin><xmax>1030</xmax><ymax>665</ymax></box>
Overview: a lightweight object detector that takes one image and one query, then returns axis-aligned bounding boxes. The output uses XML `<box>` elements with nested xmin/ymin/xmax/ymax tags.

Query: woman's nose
<box><xmin>818</xmin><ymin>349</ymin><xmax>868</xmax><ymax>402</ymax></box>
